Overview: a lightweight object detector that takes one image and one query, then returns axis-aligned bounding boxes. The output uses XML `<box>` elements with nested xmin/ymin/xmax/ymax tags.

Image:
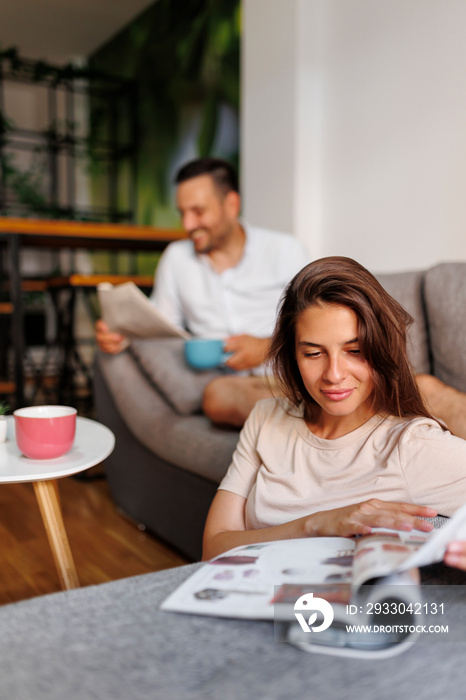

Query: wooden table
<box><xmin>0</xmin><ymin>217</ymin><xmax>186</xmax><ymax>405</ymax></box>
<box><xmin>1</xmin><ymin>415</ymin><xmax>115</xmax><ymax>590</ymax></box>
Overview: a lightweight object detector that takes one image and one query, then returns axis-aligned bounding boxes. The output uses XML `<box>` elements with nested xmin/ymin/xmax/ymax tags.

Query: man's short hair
<box><xmin>175</xmin><ymin>157</ymin><xmax>239</xmax><ymax>196</ymax></box>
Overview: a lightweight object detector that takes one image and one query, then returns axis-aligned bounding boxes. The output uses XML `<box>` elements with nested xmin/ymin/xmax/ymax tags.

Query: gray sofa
<box><xmin>94</xmin><ymin>261</ymin><xmax>466</xmax><ymax>561</ymax></box>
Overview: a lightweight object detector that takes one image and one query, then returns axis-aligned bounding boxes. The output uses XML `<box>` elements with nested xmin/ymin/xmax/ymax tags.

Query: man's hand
<box><xmin>95</xmin><ymin>319</ymin><xmax>128</xmax><ymax>355</ymax></box>
<box><xmin>223</xmin><ymin>335</ymin><xmax>270</xmax><ymax>371</ymax></box>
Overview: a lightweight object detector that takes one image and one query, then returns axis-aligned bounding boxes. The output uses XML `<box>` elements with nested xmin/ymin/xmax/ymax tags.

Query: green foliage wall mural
<box><xmin>89</xmin><ymin>0</ymin><xmax>241</xmax><ymax>228</ymax></box>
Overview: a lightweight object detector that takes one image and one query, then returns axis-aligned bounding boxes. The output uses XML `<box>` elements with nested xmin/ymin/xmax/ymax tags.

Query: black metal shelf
<box><xmin>0</xmin><ymin>50</ymin><xmax>138</xmax><ymax>224</ymax></box>
<box><xmin>0</xmin><ymin>50</ymin><xmax>140</xmax><ymax>405</ymax></box>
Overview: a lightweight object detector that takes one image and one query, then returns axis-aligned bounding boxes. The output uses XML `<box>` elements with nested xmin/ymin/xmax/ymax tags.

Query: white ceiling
<box><xmin>1</xmin><ymin>0</ymin><xmax>156</xmax><ymax>64</ymax></box>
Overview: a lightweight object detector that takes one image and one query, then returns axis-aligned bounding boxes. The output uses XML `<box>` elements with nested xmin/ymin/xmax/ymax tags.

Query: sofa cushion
<box><xmin>97</xmin><ymin>351</ymin><xmax>239</xmax><ymax>483</ymax></box>
<box><xmin>423</xmin><ymin>262</ymin><xmax>466</xmax><ymax>391</ymax></box>
<box><xmin>129</xmin><ymin>338</ymin><xmax>221</xmax><ymax>415</ymax></box>
<box><xmin>374</xmin><ymin>270</ymin><xmax>430</xmax><ymax>374</ymax></box>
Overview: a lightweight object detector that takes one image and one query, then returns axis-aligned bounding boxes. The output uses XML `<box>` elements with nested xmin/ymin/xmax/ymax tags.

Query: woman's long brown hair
<box><xmin>269</xmin><ymin>256</ymin><xmax>435</xmax><ymax>421</ymax></box>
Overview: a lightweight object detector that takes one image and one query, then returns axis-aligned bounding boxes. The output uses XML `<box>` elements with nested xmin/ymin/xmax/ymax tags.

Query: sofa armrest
<box><xmin>94</xmin><ymin>351</ymin><xmax>239</xmax><ymax>483</ymax></box>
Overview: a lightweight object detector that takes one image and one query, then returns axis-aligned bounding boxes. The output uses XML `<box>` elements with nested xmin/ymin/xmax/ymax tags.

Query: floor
<box><xmin>0</xmin><ymin>472</ymin><xmax>188</xmax><ymax>606</ymax></box>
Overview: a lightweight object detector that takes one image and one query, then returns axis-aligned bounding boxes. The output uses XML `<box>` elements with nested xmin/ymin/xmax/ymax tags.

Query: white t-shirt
<box><xmin>150</xmin><ymin>222</ymin><xmax>309</xmax><ymax>338</ymax></box>
<box><xmin>219</xmin><ymin>398</ymin><xmax>466</xmax><ymax>529</ymax></box>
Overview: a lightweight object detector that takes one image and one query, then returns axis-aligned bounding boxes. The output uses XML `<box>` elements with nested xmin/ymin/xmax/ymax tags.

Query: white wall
<box><xmin>242</xmin><ymin>0</ymin><xmax>466</xmax><ymax>272</ymax></box>
<box><xmin>241</xmin><ymin>0</ymin><xmax>298</xmax><ymax>233</ymax></box>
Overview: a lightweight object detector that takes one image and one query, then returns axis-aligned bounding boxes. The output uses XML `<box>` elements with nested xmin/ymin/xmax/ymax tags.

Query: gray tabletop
<box><xmin>0</xmin><ymin>562</ymin><xmax>465</xmax><ymax>700</ymax></box>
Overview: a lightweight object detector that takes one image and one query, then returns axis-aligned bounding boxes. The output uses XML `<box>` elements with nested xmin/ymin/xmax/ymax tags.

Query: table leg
<box><xmin>33</xmin><ymin>479</ymin><xmax>80</xmax><ymax>590</ymax></box>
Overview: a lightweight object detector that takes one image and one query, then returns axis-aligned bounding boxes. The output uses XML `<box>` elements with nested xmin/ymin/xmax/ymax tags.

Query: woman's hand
<box><xmin>202</xmin><ymin>492</ymin><xmax>438</xmax><ymax>560</ymax></box>
<box><xmin>95</xmin><ymin>319</ymin><xmax>128</xmax><ymax>354</ymax></box>
<box><xmin>444</xmin><ymin>542</ymin><xmax>466</xmax><ymax>570</ymax></box>
<box><xmin>304</xmin><ymin>499</ymin><xmax>438</xmax><ymax>538</ymax></box>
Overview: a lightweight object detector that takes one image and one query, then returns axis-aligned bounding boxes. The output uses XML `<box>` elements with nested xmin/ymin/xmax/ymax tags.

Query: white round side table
<box><xmin>0</xmin><ymin>416</ymin><xmax>115</xmax><ymax>590</ymax></box>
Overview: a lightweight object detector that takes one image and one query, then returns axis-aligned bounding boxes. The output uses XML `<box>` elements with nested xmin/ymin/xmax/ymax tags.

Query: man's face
<box><xmin>176</xmin><ymin>174</ymin><xmax>239</xmax><ymax>254</ymax></box>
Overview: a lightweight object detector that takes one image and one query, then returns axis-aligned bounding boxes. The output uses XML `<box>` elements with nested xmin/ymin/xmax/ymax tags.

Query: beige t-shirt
<box><xmin>219</xmin><ymin>398</ymin><xmax>466</xmax><ymax>529</ymax></box>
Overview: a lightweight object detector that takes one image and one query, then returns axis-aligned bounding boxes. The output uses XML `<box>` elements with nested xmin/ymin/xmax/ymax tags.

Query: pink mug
<box><xmin>14</xmin><ymin>405</ymin><xmax>77</xmax><ymax>459</ymax></box>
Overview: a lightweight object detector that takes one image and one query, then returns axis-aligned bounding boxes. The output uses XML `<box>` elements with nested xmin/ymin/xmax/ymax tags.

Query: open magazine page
<box><xmin>350</xmin><ymin>530</ymin><xmax>431</xmax><ymax>588</ymax></box>
<box><xmin>97</xmin><ymin>282</ymin><xmax>191</xmax><ymax>340</ymax></box>
<box><xmin>160</xmin><ymin>538</ymin><xmax>355</xmax><ymax>620</ymax></box>
<box><xmin>285</xmin><ymin>509</ymin><xmax>466</xmax><ymax>658</ymax></box>
<box><xmin>161</xmin><ymin>506</ymin><xmax>466</xmax><ymax>658</ymax></box>
<box><xmin>160</xmin><ymin>536</ymin><xmax>422</xmax><ymax>658</ymax></box>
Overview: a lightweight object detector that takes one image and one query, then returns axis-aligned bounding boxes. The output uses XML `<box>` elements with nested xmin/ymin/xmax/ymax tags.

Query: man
<box><xmin>97</xmin><ymin>157</ymin><xmax>466</xmax><ymax>440</ymax></box>
<box><xmin>95</xmin><ymin>157</ymin><xmax>309</xmax><ymax>426</ymax></box>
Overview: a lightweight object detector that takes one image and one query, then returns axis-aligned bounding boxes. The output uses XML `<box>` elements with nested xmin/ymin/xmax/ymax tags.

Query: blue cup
<box><xmin>184</xmin><ymin>338</ymin><xmax>229</xmax><ymax>370</ymax></box>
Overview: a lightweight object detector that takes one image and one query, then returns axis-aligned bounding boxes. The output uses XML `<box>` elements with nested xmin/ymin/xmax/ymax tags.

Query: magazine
<box><xmin>97</xmin><ymin>281</ymin><xmax>190</xmax><ymax>340</ymax></box>
<box><xmin>160</xmin><ymin>504</ymin><xmax>466</xmax><ymax>658</ymax></box>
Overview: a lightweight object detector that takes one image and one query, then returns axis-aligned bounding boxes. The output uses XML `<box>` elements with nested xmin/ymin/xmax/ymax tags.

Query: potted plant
<box><xmin>0</xmin><ymin>401</ymin><xmax>10</xmax><ymax>442</ymax></box>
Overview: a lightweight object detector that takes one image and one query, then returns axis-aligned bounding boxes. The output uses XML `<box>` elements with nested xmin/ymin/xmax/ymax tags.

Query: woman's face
<box><xmin>295</xmin><ymin>303</ymin><xmax>375</xmax><ymax>435</ymax></box>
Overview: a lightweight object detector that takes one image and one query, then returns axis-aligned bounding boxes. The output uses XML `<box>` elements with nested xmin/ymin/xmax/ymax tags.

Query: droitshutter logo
<box><xmin>294</xmin><ymin>593</ymin><xmax>334</xmax><ymax>633</ymax></box>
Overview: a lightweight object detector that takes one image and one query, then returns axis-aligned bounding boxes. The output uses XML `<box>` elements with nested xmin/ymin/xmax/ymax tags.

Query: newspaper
<box><xmin>161</xmin><ymin>504</ymin><xmax>466</xmax><ymax>658</ymax></box>
<box><xmin>97</xmin><ymin>281</ymin><xmax>190</xmax><ymax>340</ymax></box>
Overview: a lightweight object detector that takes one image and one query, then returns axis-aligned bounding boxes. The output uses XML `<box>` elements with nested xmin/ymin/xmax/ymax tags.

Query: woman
<box><xmin>203</xmin><ymin>256</ymin><xmax>466</xmax><ymax>560</ymax></box>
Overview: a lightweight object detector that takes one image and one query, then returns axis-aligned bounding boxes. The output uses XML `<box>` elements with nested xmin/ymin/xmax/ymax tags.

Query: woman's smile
<box><xmin>320</xmin><ymin>388</ymin><xmax>355</xmax><ymax>401</ymax></box>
